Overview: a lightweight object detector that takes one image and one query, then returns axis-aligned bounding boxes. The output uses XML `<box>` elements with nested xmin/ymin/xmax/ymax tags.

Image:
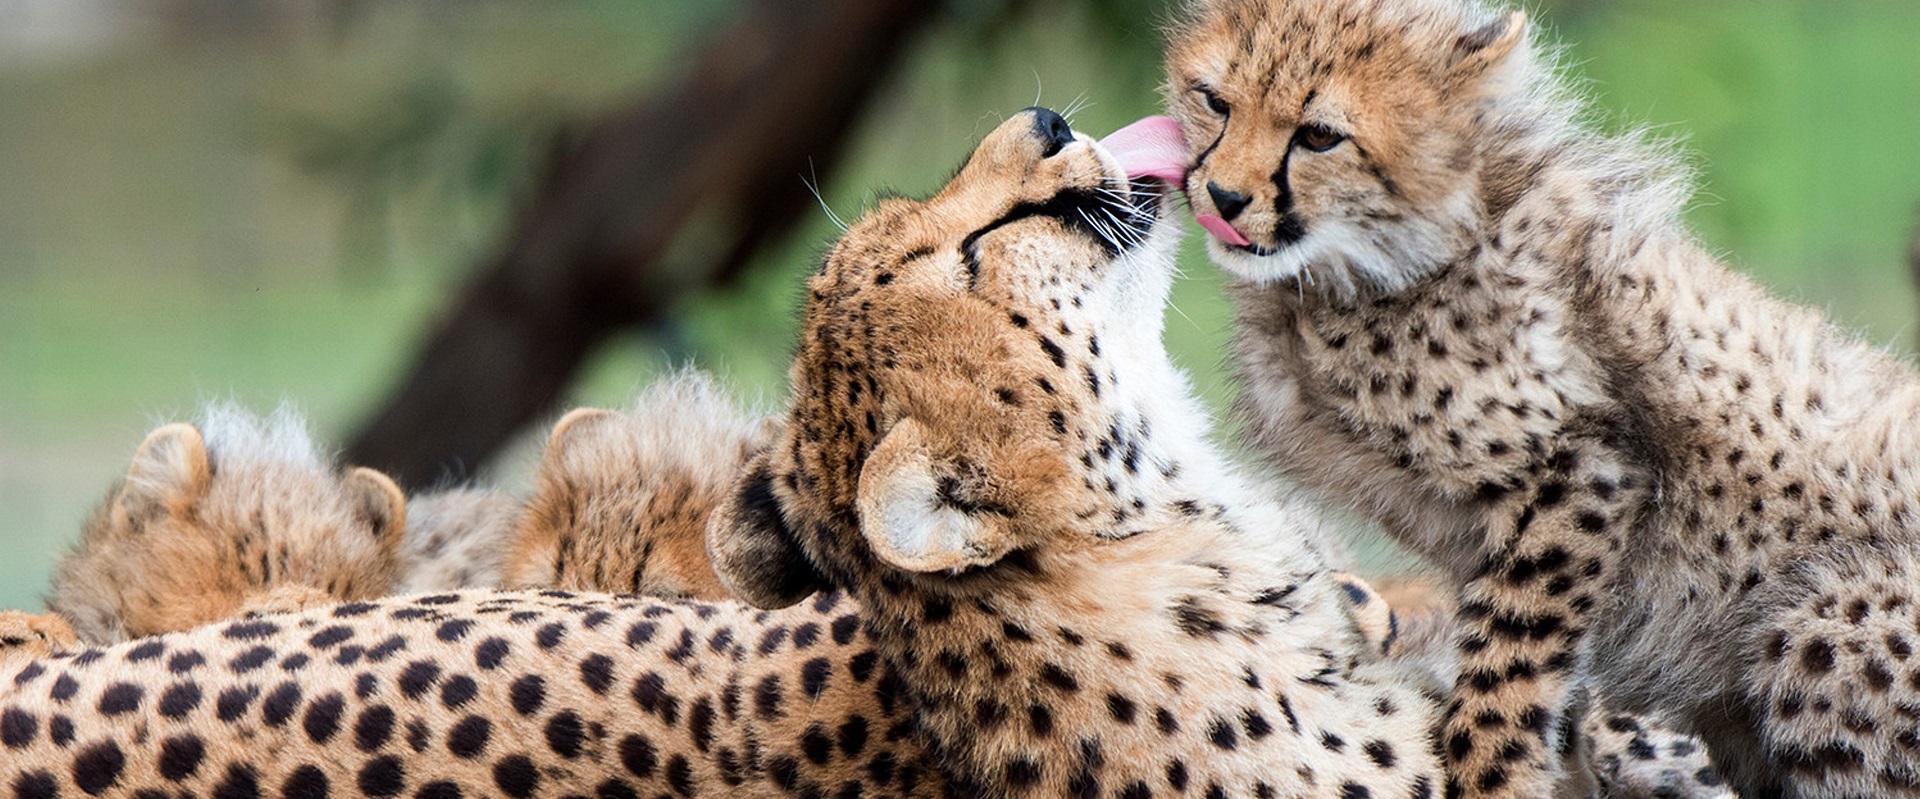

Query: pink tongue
<box><xmin>1196</xmin><ymin>214</ymin><xmax>1253</xmax><ymax>247</ymax></box>
<box><xmin>1099</xmin><ymin>115</ymin><xmax>1188</xmax><ymax>182</ymax></box>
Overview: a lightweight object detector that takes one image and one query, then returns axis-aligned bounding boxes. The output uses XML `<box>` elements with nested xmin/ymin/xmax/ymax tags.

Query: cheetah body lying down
<box><xmin>0</xmin><ymin>109</ymin><xmax>1440</xmax><ymax>798</ymax></box>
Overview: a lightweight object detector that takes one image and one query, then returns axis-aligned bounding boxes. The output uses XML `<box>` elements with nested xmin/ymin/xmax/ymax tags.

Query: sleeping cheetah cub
<box><xmin>500</xmin><ymin>370</ymin><xmax>771</xmax><ymax>599</ymax></box>
<box><xmin>0</xmin><ymin>108</ymin><xmax>1438</xmax><ymax>799</ymax></box>
<box><xmin>44</xmin><ymin>404</ymin><xmax>406</xmax><ymax>644</ymax></box>
<box><xmin>1168</xmin><ymin>0</ymin><xmax>1920</xmax><ymax>796</ymax></box>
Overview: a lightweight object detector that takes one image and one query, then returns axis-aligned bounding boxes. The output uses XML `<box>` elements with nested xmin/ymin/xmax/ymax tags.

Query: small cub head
<box><xmin>507</xmin><ymin>371</ymin><xmax>769</xmax><ymax>599</ymax></box>
<box><xmin>708</xmin><ymin>108</ymin><xmax>1177</xmax><ymax>607</ymax></box>
<box><xmin>49</xmin><ymin>406</ymin><xmax>406</xmax><ymax>642</ymax></box>
<box><xmin>1167</xmin><ymin>0</ymin><xmax>1529</xmax><ymax>293</ymax></box>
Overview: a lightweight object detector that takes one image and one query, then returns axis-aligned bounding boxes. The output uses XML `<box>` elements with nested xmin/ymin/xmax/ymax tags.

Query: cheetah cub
<box><xmin>1167</xmin><ymin>0</ymin><xmax>1920</xmax><ymax>796</ymax></box>
<box><xmin>44</xmin><ymin>404</ymin><xmax>406</xmax><ymax>644</ymax></box>
<box><xmin>0</xmin><ymin>108</ymin><xmax>1437</xmax><ymax>799</ymax></box>
<box><xmin>500</xmin><ymin>369</ymin><xmax>772</xmax><ymax>599</ymax></box>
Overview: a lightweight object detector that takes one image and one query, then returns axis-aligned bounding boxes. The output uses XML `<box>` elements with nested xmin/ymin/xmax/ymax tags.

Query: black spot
<box><xmin>510</xmin><ymin>675</ymin><xmax>545</xmax><ymax>715</ymax></box>
<box><xmin>224</xmin><ymin>620</ymin><xmax>280</xmax><ymax>641</ymax></box>
<box><xmin>441</xmin><ymin>675</ymin><xmax>478</xmax><ymax>709</ymax></box>
<box><xmin>1365</xmin><ymin>740</ymin><xmax>1397</xmax><ymax>768</ymax></box>
<box><xmin>355</xmin><ymin>704</ymin><xmax>396</xmax><ymax>752</ymax></box>
<box><xmin>803</xmin><ymin>657</ymin><xmax>833</xmax><ymax>698</ymax></box>
<box><xmin>262</xmin><ymin>681</ymin><xmax>302</xmax><ymax>726</ymax></box>
<box><xmin>397</xmin><ymin>660</ymin><xmax>441</xmax><ymax>699</ymax></box>
<box><xmin>46</xmin><ymin>715</ymin><xmax>72</xmax><ymax>746</ymax></box>
<box><xmin>667</xmin><ymin>754</ymin><xmax>696</xmax><ymax>797</ymax></box>
<box><xmin>535</xmin><ymin>622</ymin><xmax>567</xmax><ymax>649</ymax></box>
<box><xmin>493</xmin><ymin>756</ymin><xmax>539</xmax><ymax>799</ymax></box>
<box><xmin>1207</xmin><ymin>717</ymin><xmax>1238</xmax><ymax>750</ymax></box>
<box><xmin>1338</xmin><ymin>784</ymin><xmax>1371</xmax><ymax>799</ymax></box>
<box><xmin>1154</xmin><ymin>707</ymin><xmax>1179</xmax><ymax>734</ymax></box>
<box><xmin>447</xmin><ymin>715</ymin><xmax>491</xmax><ymax>759</ymax></box>
<box><xmin>229</xmin><ymin>645</ymin><xmax>275</xmax><ymax>673</ymax></box>
<box><xmin>73</xmin><ymin>740</ymin><xmax>127</xmax><ymax>794</ymax></box>
<box><xmin>688</xmin><ymin>696</ymin><xmax>716</xmax><ymax>753</ymax></box>
<box><xmin>303</xmin><ymin>693</ymin><xmax>346</xmax><ymax>744</ymax></box>
<box><xmin>357</xmin><ymin>756</ymin><xmax>405</xmax><ymax>798</ymax></box>
<box><xmin>1029</xmin><ymin>703</ymin><xmax>1055</xmax><ymax>737</ymax></box>
<box><xmin>11</xmin><ymin>772</ymin><xmax>56</xmax><ymax>799</ymax></box>
<box><xmin>414</xmin><ymin>782</ymin><xmax>461</xmax><ymax>799</ymax></box>
<box><xmin>48</xmin><ymin>674</ymin><xmax>77</xmax><ymax>702</ymax></box>
<box><xmin>474</xmin><ymin>638</ymin><xmax>509</xmax><ymax>670</ymax></box>
<box><xmin>1040</xmin><ymin>663</ymin><xmax>1080</xmax><ymax>692</ymax></box>
<box><xmin>212</xmin><ymin>764</ymin><xmax>261</xmax><ymax>799</ymax></box>
<box><xmin>545</xmin><ymin>710</ymin><xmax>586</xmax><ymax>758</ymax></box>
<box><xmin>621</xmin><ymin>734</ymin><xmax>658</xmax><ymax>778</ymax></box>
<box><xmin>1242</xmin><ymin>708</ymin><xmax>1272</xmax><ymax>740</ymax></box>
<box><xmin>838</xmin><ymin>715</ymin><xmax>870</xmax><ymax>757</ymax></box>
<box><xmin>435</xmin><ymin>619</ymin><xmax>474</xmax><ymax>642</ymax></box>
<box><xmin>803</xmin><ymin>724</ymin><xmax>834</xmax><ymax>765</ymax></box>
<box><xmin>1005</xmin><ymin>758</ymin><xmax>1043</xmax><ymax>788</ymax></box>
<box><xmin>215</xmin><ymin>685</ymin><xmax>260</xmax><ymax>722</ymax></box>
<box><xmin>157</xmin><ymin>734</ymin><xmax>205</xmax><ymax>781</ymax></box>
<box><xmin>755</xmin><ymin>674</ymin><xmax>784</xmax><ymax>719</ymax></box>
<box><xmin>282</xmin><ymin>765</ymin><xmax>329</xmax><ymax>799</ymax></box>
<box><xmin>125</xmin><ymin>640</ymin><xmax>165</xmax><ymax>662</ymax></box>
<box><xmin>1107</xmin><ymin>693</ymin><xmax>1137</xmax><ymax>724</ymax></box>
<box><xmin>848</xmin><ymin>650</ymin><xmax>878</xmax><ymax>683</ymax></box>
<box><xmin>0</xmin><ymin>709</ymin><xmax>36</xmax><ymax>749</ymax></box>
<box><xmin>596</xmin><ymin>779</ymin><xmax>639</xmax><ymax>799</ymax></box>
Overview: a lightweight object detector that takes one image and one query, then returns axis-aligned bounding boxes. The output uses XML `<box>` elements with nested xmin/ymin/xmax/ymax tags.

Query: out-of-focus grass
<box><xmin>2</xmin><ymin>0</ymin><xmax>1917</xmax><ymax>608</ymax></box>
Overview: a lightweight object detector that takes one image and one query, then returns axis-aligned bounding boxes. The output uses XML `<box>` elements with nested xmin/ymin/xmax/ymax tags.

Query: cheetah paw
<box><xmin>0</xmin><ymin>611</ymin><xmax>79</xmax><ymax>664</ymax></box>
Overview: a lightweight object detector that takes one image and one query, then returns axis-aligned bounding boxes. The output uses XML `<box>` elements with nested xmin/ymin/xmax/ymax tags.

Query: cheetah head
<box><xmin>50</xmin><ymin>407</ymin><xmax>407</xmax><ymax>640</ymax></box>
<box><xmin>1167</xmin><ymin>0</ymin><xmax>1530</xmax><ymax>295</ymax></box>
<box><xmin>707</xmin><ymin>107</ymin><xmax>1186</xmax><ymax>608</ymax></box>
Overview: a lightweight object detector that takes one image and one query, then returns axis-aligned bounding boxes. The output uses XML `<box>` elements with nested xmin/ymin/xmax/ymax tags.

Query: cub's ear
<box><xmin>1450</xmin><ymin>9</ymin><xmax>1527</xmax><ymax>79</ymax></box>
<box><xmin>542</xmin><ymin>408</ymin><xmax>634</xmax><ymax>485</ymax></box>
<box><xmin>856</xmin><ymin>417</ymin><xmax>1017</xmax><ymax>574</ymax></box>
<box><xmin>122</xmin><ymin>423</ymin><xmax>212</xmax><ymax>523</ymax></box>
<box><xmin>343</xmin><ymin>467</ymin><xmax>407</xmax><ymax>545</ymax></box>
<box><xmin>708</xmin><ymin>455</ymin><xmax>829</xmax><ymax>608</ymax></box>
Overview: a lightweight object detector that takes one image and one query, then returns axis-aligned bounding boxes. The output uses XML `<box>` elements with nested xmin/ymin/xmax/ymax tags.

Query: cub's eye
<box><xmin>1195</xmin><ymin>86</ymin><xmax>1230</xmax><ymax>117</ymax></box>
<box><xmin>1295</xmin><ymin>124</ymin><xmax>1346</xmax><ymax>153</ymax></box>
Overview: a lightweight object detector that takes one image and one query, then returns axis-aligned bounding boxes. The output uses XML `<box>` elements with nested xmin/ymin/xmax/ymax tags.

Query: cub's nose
<box><xmin>1206</xmin><ymin>182</ymin><xmax>1252</xmax><ymax>221</ymax></box>
<box><xmin>1023</xmin><ymin>106</ymin><xmax>1076</xmax><ymax>158</ymax></box>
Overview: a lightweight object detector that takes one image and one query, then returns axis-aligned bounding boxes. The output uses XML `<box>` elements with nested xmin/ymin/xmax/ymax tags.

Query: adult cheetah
<box><xmin>0</xmin><ymin>108</ymin><xmax>1438</xmax><ymax>799</ymax></box>
<box><xmin>1165</xmin><ymin>0</ymin><xmax>1920</xmax><ymax>795</ymax></box>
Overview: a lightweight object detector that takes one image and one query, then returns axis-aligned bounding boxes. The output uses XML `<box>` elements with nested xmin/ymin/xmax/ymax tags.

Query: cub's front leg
<box><xmin>1445</xmin><ymin>437</ymin><xmax>1647</xmax><ymax>799</ymax></box>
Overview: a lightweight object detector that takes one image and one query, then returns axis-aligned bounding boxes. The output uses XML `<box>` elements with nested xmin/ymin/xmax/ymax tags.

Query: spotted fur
<box><xmin>0</xmin><ymin>109</ymin><xmax>1439</xmax><ymax>799</ymax></box>
<box><xmin>43</xmin><ymin>405</ymin><xmax>406</xmax><ymax>645</ymax></box>
<box><xmin>1166</xmin><ymin>1</ymin><xmax>1920</xmax><ymax>796</ymax></box>
<box><xmin>396</xmin><ymin>488</ymin><xmax>518</xmax><ymax>595</ymax></box>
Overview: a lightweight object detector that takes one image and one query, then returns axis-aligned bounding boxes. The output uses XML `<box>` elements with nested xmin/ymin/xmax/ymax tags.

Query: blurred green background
<box><xmin>2</xmin><ymin>0</ymin><xmax>1917</xmax><ymax>610</ymax></box>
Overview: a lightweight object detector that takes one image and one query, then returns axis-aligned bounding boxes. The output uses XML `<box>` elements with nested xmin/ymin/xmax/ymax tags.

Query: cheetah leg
<box><xmin>1583</xmin><ymin>701</ymin><xmax>1738</xmax><ymax>799</ymax></box>
<box><xmin>0</xmin><ymin>611</ymin><xmax>78</xmax><ymax>666</ymax></box>
<box><xmin>1743</xmin><ymin>543</ymin><xmax>1920</xmax><ymax>798</ymax></box>
<box><xmin>1443</xmin><ymin>441</ymin><xmax>1644</xmax><ymax>799</ymax></box>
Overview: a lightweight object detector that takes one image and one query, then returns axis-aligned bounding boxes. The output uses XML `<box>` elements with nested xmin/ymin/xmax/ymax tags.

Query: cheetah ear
<box><xmin>122</xmin><ymin>423</ymin><xmax>212</xmax><ymax>523</ymax></box>
<box><xmin>342</xmin><ymin>467</ymin><xmax>407</xmax><ymax>545</ymax></box>
<box><xmin>1328</xmin><ymin>572</ymin><xmax>1397</xmax><ymax>657</ymax></box>
<box><xmin>1450</xmin><ymin>10</ymin><xmax>1527</xmax><ymax>79</ymax></box>
<box><xmin>856</xmin><ymin>418</ymin><xmax>1016</xmax><ymax>574</ymax></box>
<box><xmin>708</xmin><ymin>455</ymin><xmax>830</xmax><ymax>608</ymax></box>
<box><xmin>543</xmin><ymin>408</ymin><xmax>635</xmax><ymax>484</ymax></box>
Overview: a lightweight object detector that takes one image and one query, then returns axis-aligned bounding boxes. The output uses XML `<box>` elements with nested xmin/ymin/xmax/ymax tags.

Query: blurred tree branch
<box><xmin>344</xmin><ymin>0</ymin><xmax>938</xmax><ymax>486</ymax></box>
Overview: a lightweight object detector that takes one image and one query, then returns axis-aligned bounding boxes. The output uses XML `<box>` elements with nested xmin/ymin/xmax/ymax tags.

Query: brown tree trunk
<box><xmin>345</xmin><ymin>0</ymin><xmax>938</xmax><ymax>487</ymax></box>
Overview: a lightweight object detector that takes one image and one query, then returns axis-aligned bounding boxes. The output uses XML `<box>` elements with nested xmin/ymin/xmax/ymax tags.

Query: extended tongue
<box><xmin>1196</xmin><ymin>215</ymin><xmax>1253</xmax><ymax>247</ymax></box>
<box><xmin>1100</xmin><ymin>115</ymin><xmax>1188</xmax><ymax>182</ymax></box>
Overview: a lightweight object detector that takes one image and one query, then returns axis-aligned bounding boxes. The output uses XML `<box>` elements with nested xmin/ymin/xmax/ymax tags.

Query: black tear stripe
<box><xmin>960</xmin><ymin>189</ymin><xmax>1132</xmax><ymax>265</ymax></box>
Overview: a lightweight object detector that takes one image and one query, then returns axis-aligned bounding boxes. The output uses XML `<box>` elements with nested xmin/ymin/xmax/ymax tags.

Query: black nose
<box><xmin>1025</xmin><ymin>107</ymin><xmax>1075</xmax><ymax>157</ymax></box>
<box><xmin>1206</xmin><ymin>182</ymin><xmax>1252</xmax><ymax>220</ymax></box>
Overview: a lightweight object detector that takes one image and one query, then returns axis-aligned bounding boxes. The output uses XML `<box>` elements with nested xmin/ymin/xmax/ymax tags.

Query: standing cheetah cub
<box><xmin>1167</xmin><ymin>0</ymin><xmax>1920</xmax><ymax>796</ymax></box>
<box><xmin>44</xmin><ymin>404</ymin><xmax>406</xmax><ymax>644</ymax></box>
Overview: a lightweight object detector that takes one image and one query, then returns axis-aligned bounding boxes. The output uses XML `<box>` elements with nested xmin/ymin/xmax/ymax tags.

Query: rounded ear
<box><xmin>855</xmin><ymin>418</ymin><xmax>1016</xmax><ymax>574</ymax></box>
<box><xmin>707</xmin><ymin>456</ymin><xmax>829</xmax><ymax>608</ymax></box>
<box><xmin>1329</xmin><ymin>571</ymin><xmax>1398</xmax><ymax>657</ymax></box>
<box><xmin>343</xmin><ymin>467</ymin><xmax>407</xmax><ymax>545</ymax></box>
<box><xmin>122</xmin><ymin>423</ymin><xmax>212</xmax><ymax>523</ymax></box>
<box><xmin>542</xmin><ymin>408</ymin><xmax>634</xmax><ymax>485</ymax></box>
<box><xmin>1450</xmin><ymin>9</ymin><xmax>1527</xmax><ymax>79</ymax></box>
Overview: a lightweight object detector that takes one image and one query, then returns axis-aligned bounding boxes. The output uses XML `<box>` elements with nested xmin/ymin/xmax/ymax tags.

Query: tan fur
<box><xmin>45</xmin><ymin>406</ymin><xmax>406</xmax><ymax>644</ymax></box>
<box><xmin>1167</xmin><ymin>1</ymin><xmax>1920</xmax><ymax>796</ymax></box>
<box><xmin>0</xmin><ymin>109</ymin><xmax>1438</xmax><ymax>799</ymax></box>
<box><xmin>502</xmin><ymin>371</ymin><xmax>773</xmax><ymax>599</ymax></box>
<box><xmin>395</xmin><ymin>487</ymin><xmax>519</xmax><ymax>593</ymax></box>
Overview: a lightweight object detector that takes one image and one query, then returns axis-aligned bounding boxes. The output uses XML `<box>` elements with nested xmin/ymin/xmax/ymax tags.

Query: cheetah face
<box><xmin>1165</xmin><ymin>0</ymin><xmax>1527</xmax><ymax>295</ymax></box>
<box><xmin>708</xmin><ymin>107</ymin><xmax>1185</xmax><ymax>608</ymax></box>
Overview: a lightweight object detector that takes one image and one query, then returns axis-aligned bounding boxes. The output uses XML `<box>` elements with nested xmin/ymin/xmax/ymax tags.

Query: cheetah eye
<box><xmin>1194</xmin><ymin>86</ymin><xmax>1230</xmax><ymax>117</ymax></box>
<box><xmin>1295</xmin><ymin>124</ymin><xmax>1346</xmax><ymax>153</ymax></box>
